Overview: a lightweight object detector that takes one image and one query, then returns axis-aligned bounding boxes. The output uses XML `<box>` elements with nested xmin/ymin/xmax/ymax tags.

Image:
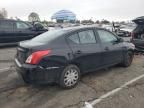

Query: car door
<box><xmin>96</xmin><ymin>29</ymin><xmax>123</xmax><ymax>66</ymax></box>
<box><xmin>0</xmin><ymin>20</ymin><xmax>15</xmax><ymax>43</ymax></box>
<box><xmin>67</xmin><ymin>29</ymin><xmax>102</xmax><ymax>73</ymax></box>
<box><xmin>13</xmin><ymin>21</ymin><xmax>36</xmax><ymax>42</ymax></box>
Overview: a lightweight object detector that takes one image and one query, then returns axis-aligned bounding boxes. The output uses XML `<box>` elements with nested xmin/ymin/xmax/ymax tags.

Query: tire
<box><xmin>59</xmin><ymin>64</ymin><xmax>80</xmax><ymax>89</ymax></box>
<box><xmin>122</xmin><ymin>51</ymin><xmax>134</xmax><ymax>67</ymax></box>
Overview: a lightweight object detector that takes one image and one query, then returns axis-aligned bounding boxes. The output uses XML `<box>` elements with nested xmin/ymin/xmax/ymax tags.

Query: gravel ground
<box><xmin>0</xmin><ymin>47</ymin><xmax>144</xmax><ymax>108</ymax></box>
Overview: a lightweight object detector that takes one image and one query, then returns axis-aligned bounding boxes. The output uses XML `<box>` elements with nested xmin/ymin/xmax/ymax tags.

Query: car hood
<box><xmin>120</xmin><ymin>28</ymin><xmax>133</xmax><ymax>32</ymax></box>
<box><xmin>133</xmin><ymin>16</ymin><xmax>144</xmax><ymax>25</ymax></box>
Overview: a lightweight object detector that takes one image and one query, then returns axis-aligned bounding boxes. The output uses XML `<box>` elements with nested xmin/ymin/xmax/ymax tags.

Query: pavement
<box><xmin>0</xmin><ymin>47</ymin><xmax>144</xmax><ymax>108</ymax></box>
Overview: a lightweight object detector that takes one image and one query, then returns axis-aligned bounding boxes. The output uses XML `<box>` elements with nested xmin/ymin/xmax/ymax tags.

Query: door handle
<box><xmin>104</xmin><ymin>47</ymin><xmax>109</xmax><ymax>51</ymax></box>
<box><xmin>75</xmin><ymin>50</ymin><xmax>82</xmax><ymax>54</ymax></box>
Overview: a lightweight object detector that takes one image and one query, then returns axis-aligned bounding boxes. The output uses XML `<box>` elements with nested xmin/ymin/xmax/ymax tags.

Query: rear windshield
<box><xmin>134</xmin><ymin>25</ymin><xmax>144</xmax><ymax>33</ymax></box>
<box><xmin>31</xmin><ymin>29</ymin><xmax>66</xmax><ymax>43</ymax></box>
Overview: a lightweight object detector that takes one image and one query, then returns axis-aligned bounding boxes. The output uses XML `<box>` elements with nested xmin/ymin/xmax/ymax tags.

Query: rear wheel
<box><xmin>59</xmin><ymin>65</ymin><xmax>80</xmax><ymax>89</ymax></box>
<box><xmin>122</xmin><ymin>51</ymin><xmax>134</xmax><ymax>67</ymax></box>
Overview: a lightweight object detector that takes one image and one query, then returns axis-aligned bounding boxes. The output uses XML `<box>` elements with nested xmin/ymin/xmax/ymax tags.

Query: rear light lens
<box><xmin>26</xmin><ymin>50</ymin><xmax>51</xmax><ymax>65</ymax></box>
<box><xmin>131</xmin><ymin>32</ymin><xmax>135</xmax><ymax>38</ymax></box>
<box><xmin>131</xmin><ymin>32</ymin><xmax>135</xmax><ymax>40</ymax></box>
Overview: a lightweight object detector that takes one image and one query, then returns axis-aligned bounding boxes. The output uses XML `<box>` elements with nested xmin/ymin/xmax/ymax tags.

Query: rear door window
<box><xmin>78</xmin><ymin>30</ymin><xmax>96</xmax><ymax>44</ymax></box>
<box><xmin>0</xmin><ymin>21</ymin><xmax>14</xmax><ymax>31</ymax></box>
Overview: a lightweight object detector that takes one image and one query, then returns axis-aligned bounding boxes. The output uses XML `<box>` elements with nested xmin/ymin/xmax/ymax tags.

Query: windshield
<box><xmin>31</xmin><ymin>29</ymin><xmax>66</xmax><ymax>43</ymax></box>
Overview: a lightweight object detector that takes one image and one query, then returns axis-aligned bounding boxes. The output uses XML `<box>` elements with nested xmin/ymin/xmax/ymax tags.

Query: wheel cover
<box><xmin>64</xmin><ymin>69</ymin><xmax>79</xmax><ymax>87</ymax></box>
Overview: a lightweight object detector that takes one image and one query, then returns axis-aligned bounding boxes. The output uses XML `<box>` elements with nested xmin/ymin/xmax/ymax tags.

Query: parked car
<box><xmin>102</xmin><ymin>25</ymin><xmax>115</xmax><ymax>32</ymax></box>
<box><xmin>47</xmin><ymin>24</ymin><xmax>63</xmax><ymax>31</ymax></box>
<box><xmin>132</xmin><ymin>16</ymin><xmax>144</xmax><ymax>52</ymax></box>
<box><xmin>102</xmin><ymin>24</ymin><xmax>133</xmax><ymax>42</ymax></box>
<box><xmin>0</xmin><ymin>19</ymin><xmax>47</xmax><ymax>45</ymax></box>
<box><xmin>117</xmin><ymin>26</ymin><xmax>136</xmax><ymax>42</ymax></box>
<box><xmin>15</xmin><ymin>26</ymin><xmax>135</xmax><ymax>88</ymax></box>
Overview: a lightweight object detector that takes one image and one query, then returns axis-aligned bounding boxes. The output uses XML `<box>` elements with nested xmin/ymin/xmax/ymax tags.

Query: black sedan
<box><xmin>15</xmin><ymin>26</ymin><xmax>135</xmax><ymax>88</ymax></box>
<box><xmin>0</xmin><ymin>19</ymin><xmax>47</xmax><ymax>45</ymax></box>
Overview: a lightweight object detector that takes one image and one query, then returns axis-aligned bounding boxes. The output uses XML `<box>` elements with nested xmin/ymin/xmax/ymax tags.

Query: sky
<box><xmin>0</xmin><ymin>0</ymin><xmax>144</xmax><ymax>21</ymax></box>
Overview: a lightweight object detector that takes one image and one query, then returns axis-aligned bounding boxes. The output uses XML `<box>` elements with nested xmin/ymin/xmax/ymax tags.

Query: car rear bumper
<box><xmin>15</xmin><ymin>58</ymin><xmax>64</xmax><ymax>84</ymax></box>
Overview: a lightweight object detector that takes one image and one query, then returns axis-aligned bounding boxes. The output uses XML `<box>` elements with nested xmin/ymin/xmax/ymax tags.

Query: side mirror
<box><xmin>118</xmin><ymin>38</ymin><xmax>124</xmax><ymax>42</ymax></box>
<box><xmin>112</xmin><ymin>38</ymin><xmax>123</xmax><ymax>44</ymax></box>
<box><xmin>34</xmin><ymin>23</ymin><xmax>44</xmax><ymax>30</ymax></box>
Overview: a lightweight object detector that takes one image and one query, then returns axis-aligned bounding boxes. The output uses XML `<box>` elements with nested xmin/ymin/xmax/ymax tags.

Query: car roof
<box><xmin>0</xmin><ymin>19</ymin><xmax>25</xmax><ymax>22</ymax></box>
<box><xmin>0</xmin><ymin>19</ymin><xmax>32</xmax><ymax>26</ymax></box>
<box><xmin>61</xmin><ymin>25</ymin><xmax>103</xmax><ymax>32</ymax></box>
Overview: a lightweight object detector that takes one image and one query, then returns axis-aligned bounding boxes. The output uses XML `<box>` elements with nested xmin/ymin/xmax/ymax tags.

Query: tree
<box><xmin>75</xmin><ymin>20</ymin><xmax>80</xmax><ymax>24</ymax></box>
<box><xmin>119</xmin><ymin>21</ymin><xmax>126</xmax><ymax>24</ymax></box>
<box><xmin>0</xmin><ymin>8</ymin><xmax>8</xmax><ymax>19</ymax></box>
<box><xmin>1</xmin><ymin>8</ymin><xmax>8</xmax><ymax>18</ymax></box>
<box><xmin>95</xmin><ymin>20</ymin><xmax>100</xmax><ymax>24</ymax></box>
<box><xmin>28</xmin><ymin>12</ymin><xmax>40</xmax><ymax>22</ymax></box>
<box><xmin>81</xmin><ymin>19</ymin><xmax>94</xmax><ymax>24</ymax></box>
<box><xmin>101</xmin><ymin>19</ymin><xmax>110</xmax><ymax>24</ymax></box>
<box><xmin>0</xmin><ymin>14</ymin><xmax>4</xmax><ymax>19</ymax></box>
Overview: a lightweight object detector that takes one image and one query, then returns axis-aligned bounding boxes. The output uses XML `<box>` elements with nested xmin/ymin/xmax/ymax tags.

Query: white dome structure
<box><xmin>51</xmin><ymin>10</ymin><xmax>76</xmax><ymax>22</ymax></box>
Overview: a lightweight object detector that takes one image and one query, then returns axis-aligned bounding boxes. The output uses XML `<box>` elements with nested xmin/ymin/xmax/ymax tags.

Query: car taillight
<box><xmin>131</xmin><ymin>32</ymin><xmax>135</xmax><ymax>40</ymax></box>
<box><xmin>26</xmin><ymin>50</ymin><xmax>51</xmax><ymax>65</ymax></box>
<box><xmin>131</xmin><ymin>32</ymin><xmax>135</xmax><ymax>42</ymax></box>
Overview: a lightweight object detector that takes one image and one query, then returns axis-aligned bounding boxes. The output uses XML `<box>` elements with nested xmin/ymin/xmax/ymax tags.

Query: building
<box><xmin>51</xmin><ymin>10</ymin><xmax>76</xmax><ymax>23</ymax></box>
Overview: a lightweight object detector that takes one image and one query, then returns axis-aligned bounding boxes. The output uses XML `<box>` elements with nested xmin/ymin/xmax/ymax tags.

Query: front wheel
<box><xmin>59</xmin><ymin>65</ymin><xmax>80</xmax><ymax>89</ymax></box>
<box><xmin>122</xmin><ymin>51</ymin><xmax>134</xmax><ymax>67</ymax></box>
